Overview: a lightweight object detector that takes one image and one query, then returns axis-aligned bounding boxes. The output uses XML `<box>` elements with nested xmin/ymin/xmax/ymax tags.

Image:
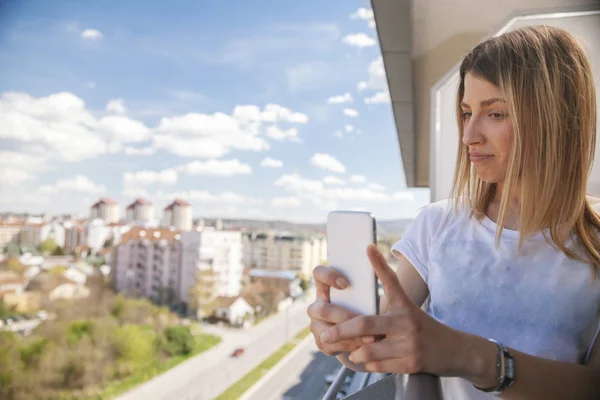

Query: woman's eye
<box><xmin>490</xmin><ymin>113</ymin><xmax>506</xmax><ymax>119</ymax></box>
<box><xmin>461</xmin><ymin>112</ymin><xmax>472</xmax><ymax>120</ymax></box>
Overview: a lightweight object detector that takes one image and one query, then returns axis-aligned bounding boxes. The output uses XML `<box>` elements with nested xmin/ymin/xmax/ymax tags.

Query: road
<box><xmin>117</xmin><ymin>293</ymin><xmax>314</xmax><ymax>400</ymax></box>
<box><xmin>244</xmin><ymin>336</ymin><xmax>343</xmax><ymax>400</ymax></box>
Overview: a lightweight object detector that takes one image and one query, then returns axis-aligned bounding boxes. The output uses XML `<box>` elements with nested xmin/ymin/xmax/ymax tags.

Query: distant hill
<box><xmin>200</xmin><ymin>217</ymin><xmax>414</xmax><ymax>237</ymax></box>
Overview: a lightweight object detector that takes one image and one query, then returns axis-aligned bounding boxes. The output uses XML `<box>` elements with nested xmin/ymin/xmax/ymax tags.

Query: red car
<box><xmin>231</xmin><ymin>347</ymin><xmax>245</xmax><ymax>357</ymax></box>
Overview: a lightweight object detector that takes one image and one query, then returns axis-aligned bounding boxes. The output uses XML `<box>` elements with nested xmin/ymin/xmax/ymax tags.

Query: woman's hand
<box><xmin>307</xmin><ymin>265</ymin><xmax>374</xmax><ymax>356</ymax></box>
<box><xmin>318</xmin><ymin>244</ymin><xmax>462</xmax><ymax>375</ymax></box>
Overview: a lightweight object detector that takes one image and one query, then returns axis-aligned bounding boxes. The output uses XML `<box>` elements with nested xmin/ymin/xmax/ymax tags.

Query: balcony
<box><xmin>322</xmin><ymin>366</ymin><xmax>443</xmax><ymax>400</ymax></box>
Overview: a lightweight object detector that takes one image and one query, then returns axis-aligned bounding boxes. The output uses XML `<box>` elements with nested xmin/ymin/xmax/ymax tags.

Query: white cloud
<box><xmin>162</xmin><ymin>190</ymin><xmax>262</xmax><ymax>204</ymax></box>
<box><xmin>56</xmin><ymin>175</ymin><xmax>106</xmax><ymax>194</ymax></box>
<box><xmin>323</xmin><ymin>176</ymin><xmax>346</xmax><ymax>185</ymax></box>
<box><xmin>38</xmin><ymin>185</ymin><xmax>58</xmax><ymax>195</ymax></box>
<box><xmin>86</xmin><ymin>82</ymin><xmax>96</xmax><ymax>89</ymax></box>
<box><xmin>333</xmin><ymin>130</ymin><xmax>344</xmax><ymax>138</ymax></box>
<box><xmin>327</xmin><ymin>93</ymin><xmax>353</xmax><ymax>104</ymax></box>
<box><xmin>344</xmin><ymin>125</ymin><xmax>355</xmax><ymax>133</ymax></box>
<box><xmin>0</xmin><ymin>151</ymin><xmax>46</xmax><ymax>172</ymax></box>
<box><xmin>357</xmin><ymin>81</ymin><xmax>369</xmax><ymax>92</ymax></box>
<box><xmin>105</xmin><ymin>98</ymin><xmax>126</xmax><ymax>114</ymax></box>
<box><xmin>0</xmin><ymin>92</ymin><xmax>150</xmax><ymax>162</ymax></box>
<box><xmin>349</xmin><ymin>8</ymin><xmax>376</xmax><ymax>29</ymax></box>
<box><xmin>310</xmin><ymin>153</ymin><xmax>346</xmax><ymax>173</ymax></box>
<box><xmin>122</xmin><ymin>187</ymin><xmax>150</xmax><ymax>199</ymax></box>
<box><xmin>274</xmin><ymin>173</ymin><xmax>397</xmax><ymax>208</ymax></box>
<box><xmin>367</xmin><ymin>183</ymin><xmax>386</xmax><ymax>191</ymax></box>
<box><xmin>153</xmin><ymin>112</ymin><xmax>269</xmax><ymax>158</ymax></box>
<box><xmin>271</xmin><ymin>196</ymin><xmax>301</xmax><ymax>207</ymax></box>
<box><xmin>265</xmin><ymin>125</ymin><xmax>301</xmax><ymax>142</ymax></box>
<box><xmin>0</xmin><ymin>168</ymin><xmax>34</xmax><ymax>185</ymax></box>
<box><xmin>176</xmin><ymin>159</ymin><xmax>252</xmax><ymax>176</ymax></box>
<box><xmin>260</xmin><ymin>157</ymin><xmax>283</xmax><ymax>168</ymax></box>
<box><xmin>365</xmin><ymin>91</ymin><xmax>391</xmax><ymax>105</ymax></box>
<box><xmin>362</xmin><ymin>56</ymin><xmax>387</xmax><ymax>91</ymax></box>
<box><xmin>343</xmin><ymin>108</ymin><xmax>359</xmax><ymax>118</ymax></box>
<box><xmin>393</xmin><ymin>191</ymin><xmax>415</xmax><ymax>201</ymax></box>
<box><xmin>124</xmin><ymin>146</ymin><xmax>155</xmax><ymax>156</ymax></box>
<box><xmin>81</xmin><ymin>29</ymin><xmax>103</xmax><ymax>41</ymax></box>
<box><xmin>350</xmin><ymin>175</ymin><xmax>367</xmax><ymax>184</ymax></box>
<box><xmin>342</xmin><ymin>33</ymin><xmax>376</xmax><ymax>48</ymax></box>
<box><xmin>233</xmin><ymin>104</ymin><xmax>308</xmax><ymax>124</ymax></box>
<box><xmin>124</xmin><ymin>169</ymin><xmax>178</xmax><ymax>186</ymax></box>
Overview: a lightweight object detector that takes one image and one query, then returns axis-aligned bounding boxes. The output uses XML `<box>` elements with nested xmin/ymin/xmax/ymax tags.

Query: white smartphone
<box><xmin>326</xmin><ymin>211</ymin><xmax>379</xmax><ymax>316</ymax></box>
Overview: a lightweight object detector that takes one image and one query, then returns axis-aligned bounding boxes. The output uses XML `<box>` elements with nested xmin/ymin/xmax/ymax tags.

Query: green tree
<box><xmin>0</xmin><ymin>300</ymin><xmax>14</xmax><ymax>319</ymax></box>
<box><xmin>113</xmin><ymin>325</ymin><xmax>156</xmax><ymax>364</ymax></box>
<box><xmin>162</xmin><ymin>326</ymin><xmax>195</xmax><ymax>356</ymax></box>
<box><xmin>52</xmin><ymin>246</ymin><xmax>66</xmax><ymax>256</ymax></box>
<box><xmin>39</xmin><ymin>238</ymin><xmax>58</xmax><ymax>255</ymax></box>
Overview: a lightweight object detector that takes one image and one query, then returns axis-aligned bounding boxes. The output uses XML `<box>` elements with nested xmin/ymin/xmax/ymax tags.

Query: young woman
<box><xmin>307</xmin><ymin>25</ymin><xmax>600</xmax><ymax>399</ymax></box>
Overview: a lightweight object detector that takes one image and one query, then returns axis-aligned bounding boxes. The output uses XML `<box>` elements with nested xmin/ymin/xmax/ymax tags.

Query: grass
<box><xmin>83</xmin><ymin>333</ymin><xmax>221</xmax><ymax>400</ymax></box>
<box><xmin>214</xmin><ymin>326</ymin><xmax>311</xmax><ymax>400</ymax></box>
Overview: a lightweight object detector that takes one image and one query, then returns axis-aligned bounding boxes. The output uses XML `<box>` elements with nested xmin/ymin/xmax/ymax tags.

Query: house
<box><xmin>26</xmin><ymin>273</ymin><xmax>90</xmax><ymax>305</ymax></box>
<box><xmin>212</xmin><ymin>296</ymin><xmax>255</xmax><ymax>327</ymax></box>
<box><xmin>248</xmin><ymin>269</ymin><xmax>303</xmax><ymax>298</ymax></box>
<box><xmin>0</xmin><ymin>271</ymin><xmax>39</xmax><ymax>313</ymax></box>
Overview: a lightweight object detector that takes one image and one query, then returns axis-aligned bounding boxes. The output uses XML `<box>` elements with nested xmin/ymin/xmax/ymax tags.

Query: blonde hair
<box><xmin>451</xmin><ymin>25</ymin><xmax>600</xmax><ymax>279</ymax></box>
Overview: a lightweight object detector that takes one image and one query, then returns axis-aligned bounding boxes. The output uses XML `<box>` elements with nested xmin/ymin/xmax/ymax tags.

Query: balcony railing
<box><xmin>322</xmin><ymin>366</ymin><xmax>444</xmax><ymax>400</ymax></box>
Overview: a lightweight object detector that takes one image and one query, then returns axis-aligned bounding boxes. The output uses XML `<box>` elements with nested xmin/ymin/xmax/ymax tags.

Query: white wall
<box><xmin>431</xmin><ymin>10</ymin><xmax>600</xmax><ymax>201</ymax></box>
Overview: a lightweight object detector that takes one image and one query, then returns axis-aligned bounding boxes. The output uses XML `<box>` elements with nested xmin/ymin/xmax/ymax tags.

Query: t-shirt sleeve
<box><xmin>390</xmin><ymin>200</ymin><xmax>448</xmax><ymax>284</ymax></box>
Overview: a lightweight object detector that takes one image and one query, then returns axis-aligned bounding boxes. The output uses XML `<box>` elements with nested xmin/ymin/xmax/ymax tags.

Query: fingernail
<box><xmin>336</xmin><ymin>277</ymin><xmax>349</xmax><ymax>289</ymax></box>
<box><xmin>320</xmin><ymin>332</ymin><xmax>331</xmax><ymax>343</ymax></box>
<box><xmin>349</xmin><ymin>353</ymin><xmax>356</xmax><ymax>363</ymax></box>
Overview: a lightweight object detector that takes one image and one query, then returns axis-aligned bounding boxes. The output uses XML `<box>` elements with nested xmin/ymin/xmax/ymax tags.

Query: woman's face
<box><xmin>460</xmin><ymin>73</ymin><xmax>514</xmax><ymax>184</ymax></box>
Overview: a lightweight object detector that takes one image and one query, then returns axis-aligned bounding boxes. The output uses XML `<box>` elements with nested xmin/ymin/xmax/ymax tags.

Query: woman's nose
<box><xmin>462</xmin><ymin>118</ymin><xmax>483</xmax><ymax>146</ymax></box>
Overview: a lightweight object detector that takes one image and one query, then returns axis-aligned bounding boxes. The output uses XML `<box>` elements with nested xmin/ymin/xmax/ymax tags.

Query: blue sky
<box><xmin>0</xmin><ymin>0</ymin><xmax>430</xmax><ymax>223</ymax></box>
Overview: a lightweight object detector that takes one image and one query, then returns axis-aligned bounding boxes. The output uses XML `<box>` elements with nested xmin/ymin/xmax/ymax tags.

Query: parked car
<box><xmin>231</xmin><ymin>347</ymin><xmax>245</xmax><ymax>357</ymax></box>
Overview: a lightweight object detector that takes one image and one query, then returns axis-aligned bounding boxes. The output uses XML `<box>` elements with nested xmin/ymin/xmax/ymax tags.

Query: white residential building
<box><xmin>90</xmin><ymin>198</ymin><xmax>120</xmax><ymax>224</ymax></box>
<box><xmin>40</xmin><ymin>220</ymin><xmax>66</xmax><ymax>248</ymax></box>
<box><xmin>163</xmin><ymin>199</ymin><xmax>193</xmax><ymax>231</ymax></box>
<box><xmin>113</xmin><ymin>227</ymin><xmax>183</xmax><ymax>305</ymax></box>
<box><xmin>180</xmin><ymin>230</ymin><xmax>244</xmax><ymax>304</ymax></box>
<box><xmin>243</xmin><ymin>231</ymin><xmax>327</xmax><ymax>278</ymax></box>
<box><xmin>126</xmin><ymin>198</ymin><xmax>154</xmax><ymax>224</ymax></box>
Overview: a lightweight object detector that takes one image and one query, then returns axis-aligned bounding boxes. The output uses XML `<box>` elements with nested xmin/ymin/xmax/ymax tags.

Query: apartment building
<box><xmin>180</xmin><ymin>230</ymin><xmax>244</xmax><ymax>304</ymax></box>
<box><xmin>163</xmin><ymin>199</ymin><xmax>193</xmax><ymax>232</ymax></box>
<box><xmin>90</xmin><ymin>198</ymin><xmax>120</xmax><ymax>224</ymax></box>
<box><xmin>0</xmin><ymin>221</ymin><xmax>23</xmax><ymax>248</ymax></box>
<box><xmin>126</xmin><ymin>198</ymin><xmax>154</xmax><ymax>224</ymax></box>
<box><xmin>113</xmin><ymin>227</ymin><xmax>183</xmax><ymax>305</ymax></box>
<box><xmin>243</xmin><ymin>231</ymin><xmax>327</xmax><ymax>278</ymax></box>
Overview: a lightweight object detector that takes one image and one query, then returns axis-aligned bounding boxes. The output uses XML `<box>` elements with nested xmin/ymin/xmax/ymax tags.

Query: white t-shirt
<box><xmin>391</xmin><ymin>199</ymin><xmax>600</xmax><ymax>400</ymax></box>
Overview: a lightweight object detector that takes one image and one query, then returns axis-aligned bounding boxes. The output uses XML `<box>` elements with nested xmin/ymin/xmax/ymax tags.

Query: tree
<box><xmin>52</xmin><ymin>246</ymin><xmax>66</xmax><ymax>256</ymax></box>
<box><xmin>188</xmin><ymin>268</ymin><xmax>218</xmax><ymax>319</ymax></box>
<box><xmin>39</xmin><ymin>238</ymin><xmax>58</xmax><ymax>255</ymax></box>
<box><xmin>5</xmin><ymin>257</ymin><xmax>26</xmax><ymax>275</ymax></box>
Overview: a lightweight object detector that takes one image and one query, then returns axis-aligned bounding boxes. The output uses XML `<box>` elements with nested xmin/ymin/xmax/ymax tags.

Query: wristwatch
<box><xmin>473</xmin><ymin>339</ymin><xmax>515</xmax><ymax>395</ymax></box>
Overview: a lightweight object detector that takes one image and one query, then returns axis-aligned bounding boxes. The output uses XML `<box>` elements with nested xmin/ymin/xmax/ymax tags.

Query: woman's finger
<box><xmin>349</xmin><ymin>337</ymin><xmax>410</xmax><ymax>364</ymax></box>
<box><xmin>307</xmin><ymin>301</ymin><xmax>358</xmax><ymax>324</ymax></box>
<box><xmin>313</xmin><ymin>265</ymin><xmax>350</xmax><ymax>301</ymax></box>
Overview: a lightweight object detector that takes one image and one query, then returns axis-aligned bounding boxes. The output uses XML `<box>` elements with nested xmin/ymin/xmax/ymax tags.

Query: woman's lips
<box><xmin>469</xmin><ymin>154</ymin><xmax>493</xmax><ymax>162</ymax></box>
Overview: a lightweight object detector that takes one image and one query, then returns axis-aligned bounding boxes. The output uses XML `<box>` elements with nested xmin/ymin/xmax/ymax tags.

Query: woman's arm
<box><xmin>337</xmin><ymin>254</ymin><xmax>429</xmax><ymax>371</ymax></box>
<box><xmin>458</xmin><ymin>329</ymin><xmax>600</xmax><ymax>399</ymax></box>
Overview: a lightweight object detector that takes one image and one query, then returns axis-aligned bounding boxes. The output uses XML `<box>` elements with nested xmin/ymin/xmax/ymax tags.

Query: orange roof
<box><xmin>127</xmin><ymin>198</ymin><xmax>153</xmax><ymax>209</ymax></box>
<box><xmin>164</xmin><ymin>199</ymin><xmax>191</xmax><ymax>210</ymax></box>
<box><xmin>91</xmin><ymin>197</ymin><xmax>118</xmax><ymax>208</ymax></box>
<box><xmin>119</xmin><ymin>226</ymin><xmax>182</xmax><ymax>244</ymax></box>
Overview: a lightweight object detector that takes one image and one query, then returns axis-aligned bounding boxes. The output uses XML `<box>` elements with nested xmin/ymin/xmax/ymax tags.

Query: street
<box><xmin>243</xmin><ymin>336</ymin><xmax>342</xmax><ymax>400</ymax></box>
<box><xmin>117</xmin><ymin>293</ymin><xmax>315</xmax><ymax>400</ymax></box>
